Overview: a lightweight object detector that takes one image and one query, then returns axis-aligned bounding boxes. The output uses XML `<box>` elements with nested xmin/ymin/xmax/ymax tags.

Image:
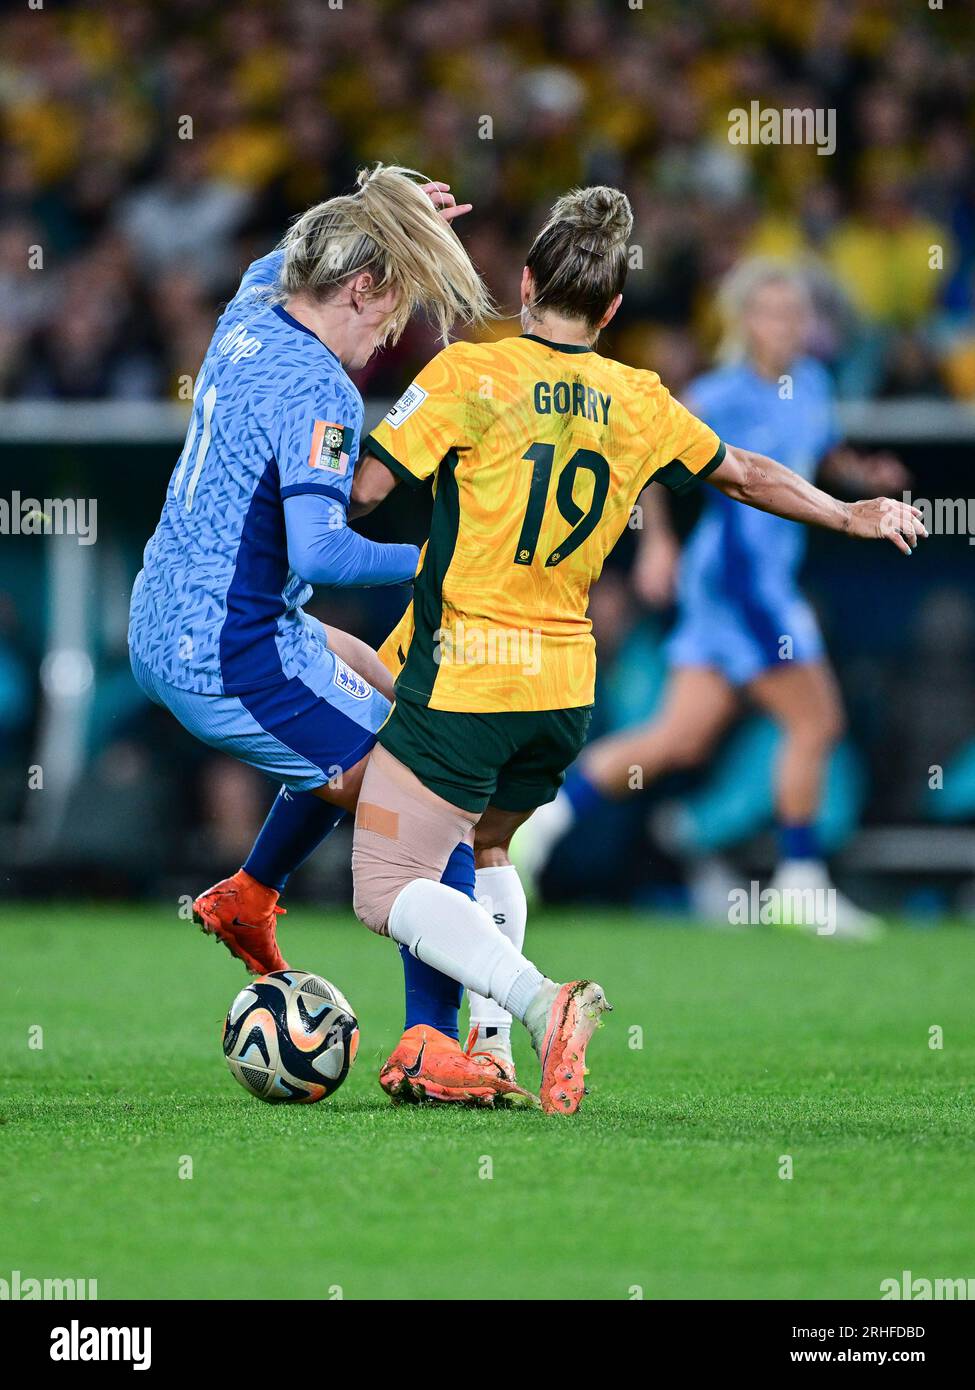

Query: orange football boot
<box><xmin>380</xmin><ymin>1025</ymin><xmax>537</xmax><ymax>1108</ymax></box>
<box><xmin>192</xmin><ymin>869</ymin><xmax>289</xmax><ymax>975</ymax></box>
<box><xmin>532</xmin><ymin>980</ymin><xmax>611</xmax><ymax>1115</ymax></box>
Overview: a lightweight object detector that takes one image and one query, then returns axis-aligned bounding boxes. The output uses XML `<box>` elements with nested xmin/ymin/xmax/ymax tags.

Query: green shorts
<box><xmin>378</xmin><ymin>699</ymin><xmax>594</xmax><ymax>814</ymax></box>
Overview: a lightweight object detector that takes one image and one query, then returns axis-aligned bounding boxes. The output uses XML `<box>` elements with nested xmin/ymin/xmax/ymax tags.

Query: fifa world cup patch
<box><xmin>309</xmin><ymin>420</ymin><xmax>352</xmax><ymax>475</ymax></box>
<box><xmin>383</xmin><ymin>383</ymin><xmax>427</xmax><ymax>428</ymax></box>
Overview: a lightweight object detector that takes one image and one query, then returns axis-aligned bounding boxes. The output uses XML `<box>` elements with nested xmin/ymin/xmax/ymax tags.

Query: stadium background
<box><xmin>1</xmin><ymin>0</ymin><xmax>973</xmax><ymax>917</ymax></box>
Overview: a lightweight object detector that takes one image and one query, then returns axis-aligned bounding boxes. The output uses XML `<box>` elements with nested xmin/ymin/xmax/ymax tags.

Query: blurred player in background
<box><xmin>348</xmin><ymin>193</ymin><xmax>925</xmax><ymax>1113</ymax></box>
<box><xmin>515</xmin><ymin>259</ymin><xmax>910</xmax><ymax>936</ymax></box>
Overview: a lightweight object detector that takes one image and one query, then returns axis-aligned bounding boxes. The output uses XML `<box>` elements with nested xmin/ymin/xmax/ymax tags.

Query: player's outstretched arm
<box><xmin>709</xmin><ymin>445</ymin><xmax>927</xmax><ymax>555</ymax></box>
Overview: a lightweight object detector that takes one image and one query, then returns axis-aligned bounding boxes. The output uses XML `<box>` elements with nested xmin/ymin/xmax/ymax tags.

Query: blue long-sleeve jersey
<box><xmin>680</xmin><ymin>357</ymin><xmax>841</xmax><ymax>600</ymax></box>
<box><xmin>283</xmin><ymin>494</ymin><xmax>417</xmax><ymax>588</ymax></box>
<box><xmin>129</xmin><ymin>250</ymin><xmax>417</xmax><ymax>696</ymax></box>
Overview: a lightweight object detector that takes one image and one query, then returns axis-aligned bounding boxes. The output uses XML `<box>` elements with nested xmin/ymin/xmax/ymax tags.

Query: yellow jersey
<box><xmin>364</xmin><ymin>333</ymin><xmax>724</xmax><ymax>713</ymax></box>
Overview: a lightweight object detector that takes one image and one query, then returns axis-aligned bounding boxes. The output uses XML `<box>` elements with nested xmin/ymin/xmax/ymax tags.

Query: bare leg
<box><xmin>475</xmin><ymin>806</ymin><xmax>533</xmax><ymax>857</ymax></box>
<box><xmin>582</xmin><ymin>665</ymin><xmax>740</xmax><ymax>795</ymax></box>
<box><xmin>512</xmin><ymin>667</ymin><xmax>739</xmax><ymax>887</ymax></box>
<box><xmin>311</xmin><ymin>751</ymin><xmax>369</xmax><ymax>814</ymax></box>
<box><xmin>746</xmin><ymin>660</ymin><xmax>845</xmax><ymax>825</ymax></box>
<box><xmin>351</xmin><ymin>748</ymin><xmax>543</xmax><ymax>1009</ymax></box>
<box><xmin>470</xmin><ymin>811</ymin><xmax>532</xmax><ymax>1056</ymax></box>
<box><xmin>352</xmin><ymin>749</ymin><xmax>610</xmax><ymax>1111</ymax></box>
<box><xmin>192</xmin><ymin>627</ymin><xmax>389</xmax><ymax>974</ymax></box>
<box><xmin>306</xmin><ymin>621</ymin><xmax>396</xmax><ymax>813</ymax></box>
<box><xmin>745</xmin><ymin>660</ymin><xmax>880</xmax><ymax>936</ymax></box>
<box><xmin>322</xmin><ymin>622</ymin><xmax>395</xmax><ymax>702</ymax></box>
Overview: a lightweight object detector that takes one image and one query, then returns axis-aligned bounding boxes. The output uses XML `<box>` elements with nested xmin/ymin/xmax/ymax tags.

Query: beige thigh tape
<box><xmin>352</xmin><ymin>745</ymin><xmax>477</xmax><ymax>933</ymax></box>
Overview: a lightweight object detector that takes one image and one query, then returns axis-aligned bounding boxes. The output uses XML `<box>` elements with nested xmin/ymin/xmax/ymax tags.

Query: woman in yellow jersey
<box><xmin>349</xmin><ymin>187</ymin><xmax>926</xmax><ymax>1114</ymax></box>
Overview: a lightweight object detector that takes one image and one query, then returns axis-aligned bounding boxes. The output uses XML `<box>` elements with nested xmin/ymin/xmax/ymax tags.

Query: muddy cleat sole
<box><xmin>380</xmin><ymin>1069</ymin><xmax>538</xmax><ymax>1109</ymax></box>
<box><xmin>537</xmin><ymin>980</ymin><xmax>611</xmax><ymax>1115</ymax></box>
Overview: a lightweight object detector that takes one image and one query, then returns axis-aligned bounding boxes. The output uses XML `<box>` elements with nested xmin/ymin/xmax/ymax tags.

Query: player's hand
<box><xmin>632</xmin><ymin>532</ymin><xmax>680</xmax><ymax>606</ymax></box>
<box><xmin>845</xmin><ymin>497</ymin><xmax>928</xmax><ymax>555</ymax></box>
<box><xmin>420</xmin><ymin>181</ymin><xmax>472</xmax><ymax>224</ymax></box>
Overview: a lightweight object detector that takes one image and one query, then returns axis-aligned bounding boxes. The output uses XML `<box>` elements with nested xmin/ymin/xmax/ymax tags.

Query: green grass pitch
<box><xmin>2</xmin><ymin>905</ymin><xmax>973</xmax><ymax>1300</ymax></box>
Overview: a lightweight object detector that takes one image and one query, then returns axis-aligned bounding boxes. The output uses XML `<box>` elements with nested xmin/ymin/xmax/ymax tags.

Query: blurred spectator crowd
<box><xmin>1</xmin><ymin>0</ymin><xmax>974</xmax><ymax>908</ymax></box>
<box><xmin>0</xmin><ymin>0</ymin><xmax>973</xmax><ymax>403</ymax></box>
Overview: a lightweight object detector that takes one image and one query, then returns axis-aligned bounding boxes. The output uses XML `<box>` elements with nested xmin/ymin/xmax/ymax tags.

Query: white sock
<box><xmin>388</xmin><ymin>878</ymin><xmax>546</xmax><ymax>1023</ymax></box>
<box><xmin>469</xmin><ymin>864</ymin><xmax>528</xmax><ymax>1039</ymax></box>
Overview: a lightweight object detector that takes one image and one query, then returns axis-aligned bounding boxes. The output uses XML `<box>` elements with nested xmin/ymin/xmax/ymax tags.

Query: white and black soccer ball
<box><xmin>223</xmin><ymin>970</ymin><xmax>359</xmax><ymax>1103</ymax></box>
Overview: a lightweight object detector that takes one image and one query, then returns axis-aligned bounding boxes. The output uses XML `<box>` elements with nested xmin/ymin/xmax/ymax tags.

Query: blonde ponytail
<box><xmin>279</xmin><ymin>163</ymin><xmax>495</xmax><ymax>345</ymax></box>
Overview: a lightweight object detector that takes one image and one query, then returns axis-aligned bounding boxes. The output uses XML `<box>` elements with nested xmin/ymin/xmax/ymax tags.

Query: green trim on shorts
<box><xmin>378</xmin><ymin>697</ymin><xmax>593</xmax><ymax>815</ymax></box>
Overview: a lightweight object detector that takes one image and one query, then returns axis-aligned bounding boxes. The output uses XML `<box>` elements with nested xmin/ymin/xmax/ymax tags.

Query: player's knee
<box><xmin>820</xmin><ymin>702</ymin><xmax>846</xmax><ymax>745</ymax></box>
<box><xmin>351</xmin><ymin>834</ymin><xmax>404</xmax><ymax>935</ymax></box>
<box><xmin>665</xmin><ymin>731</ymin><xmax>711</xmax><ymax>771</ymax></box>
<box><xmin>790</xmin><ymin>703</ymin><xmax>845</xmax><ymax>749</ymax></box>
<box><xmin>474</xmin><ymin>843</ymin><xmax>512</xmax><ymax>868</ymax></box>
<box><xmin>351</xmin><ymin>862</ymin><xmax>399</xmax><ymax>936</ymax></box>
<box><xmin>474</xmin><ymin>806</ymin><xmax>526</xmax><ymax>856</ymax></box>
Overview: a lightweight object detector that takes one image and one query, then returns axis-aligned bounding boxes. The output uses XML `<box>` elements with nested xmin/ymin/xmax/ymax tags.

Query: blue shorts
<box><xmin>667</xmin><ymin>588</ymin><xmax>824</xmax><ymax>687</ymax></box>
<box><xmin>131</xmin><ymin>643</ymin><xmax>390</xmax><ymax>793</ymax></box>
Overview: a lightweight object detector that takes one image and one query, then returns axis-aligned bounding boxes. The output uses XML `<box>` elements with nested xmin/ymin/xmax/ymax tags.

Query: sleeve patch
<box><xmin>383</xmin><ymin>383</ymin><xmax>428</xmax><ymax>428</ymax></box>
<box><xmin>309</xmin><ymin>421</ymin><xmax>352</xmax><ymax>476</ymax></box>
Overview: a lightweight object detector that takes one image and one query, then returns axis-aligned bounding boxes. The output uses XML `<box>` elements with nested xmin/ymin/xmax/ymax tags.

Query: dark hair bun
<box><xmin>524</xmin><ymin>184</ymin><xmax>633</xmax><ymax>328</ymax></box>
<box><xmin>554</xmin><ymin>186</ymin><xmax>633</xmax><ymax>248</ymax></box>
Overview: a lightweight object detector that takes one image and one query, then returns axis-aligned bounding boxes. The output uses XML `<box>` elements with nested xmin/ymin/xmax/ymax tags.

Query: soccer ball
<box><xmin>222</xmin><ymin>970</ymin><xmax>359</xmax><ymax>1103</ymax></box>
